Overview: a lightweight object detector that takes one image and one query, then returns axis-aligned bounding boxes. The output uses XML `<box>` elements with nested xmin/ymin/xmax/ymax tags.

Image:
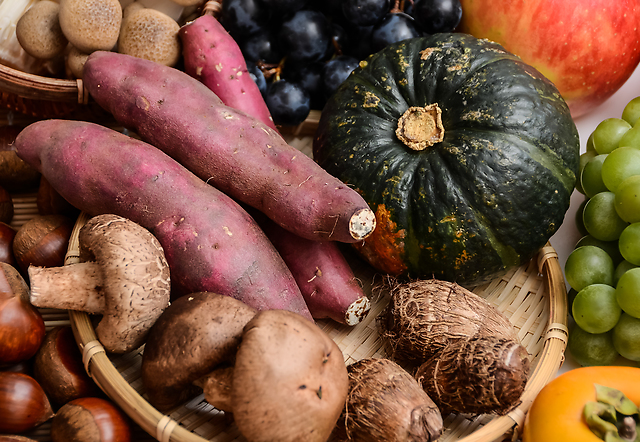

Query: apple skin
<box><xmin>457</xmin><ymin>0</ymin><xmax>640</xmax><ymax>118</ymax></box>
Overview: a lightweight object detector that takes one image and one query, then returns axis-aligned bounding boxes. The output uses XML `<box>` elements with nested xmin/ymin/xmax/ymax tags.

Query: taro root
<box><xmin>341</xmin><ymin>358</ymin><xmax>443</xmax><ymax>442</ymax></box>
<box><xmin>141</xmin><ymin>292</ymin><xmax>257</xmax><ymax>412</ymax></box>
<box><xmin>33</xmin><ymin>325</ymin><xmax>101</xmax><ymax>405</ymax></box>
<box><xmin>380</xmin><ymin>279</ymin><xmax>520</xmax><ymax>366</ymax></box>
<box><xmin>231</xmin><ymin>309</ymin><xmax>349</xmax><ymax>442</ymax></box>
<box><xmin>416</xmin><ymin>336</ymin><xmax>530</xmax><ymax>415</ymax></box>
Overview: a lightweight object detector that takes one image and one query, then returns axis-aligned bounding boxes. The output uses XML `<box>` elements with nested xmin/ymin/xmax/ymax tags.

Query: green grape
<box><xmin>613</xmin><ymin>260</ymin><xmax>638</xmax><ymax>287</ymax></box>
<box><xmin>572</xmin><ymin>284</ymin><xmax>621</xmax><ymax>334</ymax></box>
<box><xmin>564</xmin><ymin>245</ymin><xmax>614</xmax><ymax>291</ymax></box>
<box><xmin>575</xmin><ymin>234</ymin><xmax>623</xmax><ymax>266</ymax></box>
<box><xmin>618</xmin><ymin>122</ymin><xmax>640</xmax><ymax>148</ymax></box>
<box><xmin>575</xmin><ymin>198</ymin><xmax>589</xmax><ymax>237</ymax></box>
<box><xmin>585</xmin><ymin>131</ymin><xmax>597</xmax><ymax>153</ymax></box>
<box><xmin>614</xmin><ymin>175</ymin><xmax>640</xmax><ymax>223</ymax></box>
<box><xmin>568</xmin><ymin>325</ymin><xmax>619</xmax><ymax>367</ymax></box>
<box><xmin>576</xmin><ymin>151</ymin><xmax>596</xmax><ymax>195</ymax></box>
<box><xmin>601</xmin><ymin>146</ymin><xmax>640</xmax><ymax>192</ymax></box>
<box><xmin>582</xmin><ymin>191</ymin><xmax>629</xmax><ymax>241</ymax></box>
<box><xmin>592</xmin><ymin>118</ymin><xmax>632</xmax><ymax>154</ymax></box>
<box><xmin>622</xmin><ymin>96</ymin><xmax>640</xmax><ymax>126</ymax></box>
<box><xmin>580</xmin><ymin>154</ymin><xmax>608</xmax><ymax>198</ymax></box>
<box><xmin>612</xmin><ymin>313</ymin><xmax>640</xmax><ymax>361</ymax></box>
<box><xmin>616</xmin><ymin>267</ymin><xmax>640</xmax><ymax>318</ymax></box>
<box><xmin>619</xmin><ymin>222</ymin><xmax>640</xmax><ymax>265</ymax></box>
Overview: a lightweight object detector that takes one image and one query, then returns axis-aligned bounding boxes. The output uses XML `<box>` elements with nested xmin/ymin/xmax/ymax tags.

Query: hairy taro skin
<box><xmin>416</xmin><ymin>337</ymin><xmax>531</xmax><ymax>415</ymax></box>
<box><xmin>82</xmin><ymin>50</ymin><xmax>373</xmax><ymax>243</ymax></box>
<box><xmin>343</xmin><ymin>358</ymin><xmax>443</xmax><ymax>442</ymax></box>
<box><xmin>313</xmin><ymin>34</ymin><xmax>580</xmax><ymax>285</ymax></box>
<box><xmin>14</xmin><ymin>120</ymin><xmax>311</xmax><ymax>319</ymax></box>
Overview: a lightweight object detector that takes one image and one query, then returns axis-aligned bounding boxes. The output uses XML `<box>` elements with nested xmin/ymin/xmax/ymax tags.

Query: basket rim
<box><xmin>0</xmin><ymin>62</ymin><xmax>84</xmax><ymax>103</ymax></box>
<box><xmin>66</xmin><ymin>211</ymin><xmax>568</xmax><ymax>442</ymax></box>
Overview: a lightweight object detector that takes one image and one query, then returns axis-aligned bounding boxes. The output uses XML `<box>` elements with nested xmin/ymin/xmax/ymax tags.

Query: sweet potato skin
<box><xmin>14</xmin><ymin>119</ymin><xmax>311</xmax><ymax>319</ymax></box>
<box><xmin>179</xmin><ymin>14</ymin><xmax>276</xmax><ymax>130</ymax></box>
<box><xmin>82</xmin><ymin>51</ymin><xmax>375</xmax><ymax>243</ymax></box>
<box><xmin>257</xmin><ymin>212</ymin><xmax>370</xmax><ymax>325</ymax></box>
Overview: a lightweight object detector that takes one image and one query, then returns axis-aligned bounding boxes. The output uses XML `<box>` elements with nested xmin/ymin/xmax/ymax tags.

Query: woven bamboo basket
<box><xmin>30</xmin><ymin>128</ymin><xmax>566</xmax><ymax>442</ymax></box>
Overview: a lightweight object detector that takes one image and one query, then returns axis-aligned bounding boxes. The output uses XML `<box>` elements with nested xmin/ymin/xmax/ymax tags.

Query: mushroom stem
<box><xmin>29</xmin><ymin>263</ymin><xmax>105</xmax><ymax>314</ymax></box>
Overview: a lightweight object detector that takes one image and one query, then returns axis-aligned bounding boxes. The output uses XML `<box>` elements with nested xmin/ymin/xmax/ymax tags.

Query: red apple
<box><xmin>457</xmin><ymin>0</ymin><xmax>640</xmax><ymax>118</ymax></box>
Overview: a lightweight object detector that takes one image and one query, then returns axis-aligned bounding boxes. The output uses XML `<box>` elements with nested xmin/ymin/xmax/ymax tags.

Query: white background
<box><xmin>550</xmin><ymin>62</ymin><xmax>640</xmax><ymax>372</ymax></box>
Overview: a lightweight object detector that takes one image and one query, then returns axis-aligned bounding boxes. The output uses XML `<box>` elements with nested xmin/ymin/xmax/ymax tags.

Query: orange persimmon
<box><xmin>522</xmin><ymin>365</ymin><xmax>640</xmax><ymax>442</ymax></box>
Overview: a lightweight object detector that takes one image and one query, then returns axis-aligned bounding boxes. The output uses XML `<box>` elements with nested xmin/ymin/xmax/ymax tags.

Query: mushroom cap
<box><xmin>58</xmin><ymin>0</ymin><xmax>122</xmax><ymax>53</ymax></box>
<box><xmin>118</xmin><ymin>8</ymin><xmax>180</xmax><ymax>67</ymax></box>
<box><xmin>140</xmin><ymin>292</ymin><xmax>257</xmax><ymax>411</ymax></box>
<box><xmin>65</xmin><ymin>45</ymin><xmax>89</xmax><ymax>79</ymax></box>
<box><xmin>78</xmin><ymin>214</ymin><xmax>170</xmax><ymax>353</ymax></box>
<box><xmin>16</xmin><ymin>1</ymin><xmax>68</xmax><ymax>60</ymax></box>
<box><xmin>231</xmin><ymin>309</ymin><xmax>349</xmax><ymax>442</ymax></box>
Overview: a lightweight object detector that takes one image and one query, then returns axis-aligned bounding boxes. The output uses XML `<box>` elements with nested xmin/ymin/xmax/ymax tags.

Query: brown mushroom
<box><xmin>16</xmin><ymin>0</ymin><xmax>68</xmax><ymax>60</ymax></box>
<box><xmin>58</xmin><ymin>0</ymin><xmax>122</xmax><ymax>53</ymax></box>
<box><xmin>231</xmin><ymin>309</ymin><xmax>349</xmax><ymax>442</ymax></box>
<box><xmin>140</xmin><ymin>291</ymin><xmax>257</xmax><ymax>411</ymax></box>
<box><xmin>118</xmin><ymin>7</ymin><xmax>181</xmax><ymax>67</ymax></box>
<box><xmin>28</xmin><ymin>214</ymin><xmax>171</xmax><ymax>354</ymax></box>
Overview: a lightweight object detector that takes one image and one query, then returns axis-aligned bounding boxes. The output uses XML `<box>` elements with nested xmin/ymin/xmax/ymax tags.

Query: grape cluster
<box><xmin>219</xmin><ymin>0</ymin><xmax>463</xmax><ymax>126</ymax></box>
<box><xmin>565</xmin><ymin>96</ymin><xmax>640</xmax><ymax>367</ymax></box>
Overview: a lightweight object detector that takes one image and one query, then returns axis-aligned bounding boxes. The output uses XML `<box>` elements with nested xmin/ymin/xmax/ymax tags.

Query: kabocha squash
<box><xmin>313</xmin><ymin>34</ymin><xmax>580</xmax><ymax>285</ymax></box>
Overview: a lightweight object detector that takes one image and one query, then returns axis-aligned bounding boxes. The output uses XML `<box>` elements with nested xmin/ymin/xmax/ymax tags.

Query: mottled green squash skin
<box><xmin>313</xmin><ymin>34</ymin><xmax>580</xmax><ymax>285</ymax></box>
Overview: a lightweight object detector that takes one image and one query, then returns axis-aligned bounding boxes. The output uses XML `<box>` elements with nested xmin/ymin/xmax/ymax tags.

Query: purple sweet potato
<box><xmin>14</xmin><ymin>119</ymin><xmax>312</xmax><ymax>319</ymax></box>
<box><xmin>179</xmin><ymin>14</ymin><xmax>277</xmax><ymax>131</ymax></box>
<box><xmin>255</xmin><ymin>211</ymin><xmax>371</xmax><ymax>325</ymax></box>
<box><xmin>82</xmin><ymin>51</ymin><xmax>376</xmax><ymax>243</ymax></box>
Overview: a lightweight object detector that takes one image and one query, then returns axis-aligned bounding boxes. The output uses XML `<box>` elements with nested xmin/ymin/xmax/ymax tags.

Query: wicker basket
<box><xmin>57</xmin><ymin>133</ymin><xmax>568</xmax><ymax>442</ymax></box>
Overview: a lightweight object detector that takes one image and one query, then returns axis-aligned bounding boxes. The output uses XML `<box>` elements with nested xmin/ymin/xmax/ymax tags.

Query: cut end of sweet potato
<box><xmin>349</xmin><ymin>208</ymin><xmax>376</xmax><ymax>241</ymax></box>
<box><xmin>344</xmin><ymin>296</ymin><xmax>371</xmax><ymax>326</ymax></box>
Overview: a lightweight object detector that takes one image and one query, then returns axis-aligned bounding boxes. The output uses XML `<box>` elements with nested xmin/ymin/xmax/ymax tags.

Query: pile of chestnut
<box><xmin>0</xmin><ymin>126</ymin><xmax>133</xmax><ymax>441</ymax></box>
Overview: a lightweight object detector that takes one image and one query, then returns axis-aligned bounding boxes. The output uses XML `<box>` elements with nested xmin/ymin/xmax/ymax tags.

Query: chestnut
<box><xmin>0</xmin><ymin>221</ymin><xmax>17</xmax><ymax>267</ymax></box>
<box><xmin>0</xmin><ymin>262</ymin><xmax>45</xmax><ymax>366</ymax></box>
<box><xmin>12</xmin><ymin>214</ymin><xmax>74</xmax><ymax>274</ymax></box>
<box><xmin>0</xmin><ymin>371</ymin><xmax>54</xmax><ymax>433</ymax></box>
<box><xmin>0</xmin><ymin>436</ymin><xmax>39</xmax><ymax>442</ymax></box>
<box><xmin>36</xmin><ymin>176</ymin><xmax>80</xmax><ymax>219</ymax></box>
<box><xmin>0</xmin><ymin>185</ymin><xmax>13</xmax><ymax>225</ymax></box>
<box><xmin>0</xmin><ymin>126</ymin><xmax>41</xmax><ymax>193</ymax></box>
<box><xmin>33</xmin><ymin>325</ymin><xmax>101</xmax><ymax>405</ymax></box>
<box><xmin>51</xmin><ymin>397</ymin><xmax>132</xmax><ymax>442</ymax></box>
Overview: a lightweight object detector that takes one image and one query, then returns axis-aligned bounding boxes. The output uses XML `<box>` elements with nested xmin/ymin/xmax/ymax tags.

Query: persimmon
<box><xmin>522</xmin><ymin>366</ymin><xmax>640</xmax><ymax>442</ymax></box>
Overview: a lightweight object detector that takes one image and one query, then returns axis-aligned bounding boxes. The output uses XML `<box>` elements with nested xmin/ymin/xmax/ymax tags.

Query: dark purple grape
<box><xmin>411</xmin><ymin>0</ymin><xmax>462</xmax><ymax>33</ymax></box>
<box><xmin>345</xmin><ymin>24</ymin><xmax>375</xmax><ymax>59</ymax></box>
<box><xmin>241</xmin><ymin>29</ymin><xmax>282</xmax><ymax>63</ymax></box>
<box><xmin>285</xmin><ymin>61</ymin><xmax>325</xmax><ymax>109</ymax></box>
<box><xmin>371</xmin><ymin>12</ymin><xmax>421</xmax><ymax>52</ymax></box>
<box><xmin>246</xmin><ymin>60</ymin><xmax>268</xmax><ymax>95</ymax></box>
<box><xmin>278</xmin><ymin>10</ymin><xmax>332</xmax><ymax>62</ymax></box>
<box><xmin>322</xmin><ymin>55</ymin><xmax>359</xmax><ymax>98</ymax></box>
<box><xmin>323</xmin><ymin>22</ymin><xmax>349</xmax><ymax>59</ymax></box>
<box><xmin>221</xmin><ymin>0</ymin><xmax>271</xmax><ymax>39</ymax></box>
<box><xmin>342</xmin><ymin>0</ymin><xmax>390</xmax><ymax>26</ymax></box>
<box><xmin>264</xmin><ymin>79</ymin><xmax>311</xmax><ymax>126</ymax></box>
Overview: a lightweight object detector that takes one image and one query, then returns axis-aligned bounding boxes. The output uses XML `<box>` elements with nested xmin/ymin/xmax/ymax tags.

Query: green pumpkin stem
<box><xmin>396</xmin><ymin>104</ymin><xmax>445</xmax><ymax>151</ymax></box>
